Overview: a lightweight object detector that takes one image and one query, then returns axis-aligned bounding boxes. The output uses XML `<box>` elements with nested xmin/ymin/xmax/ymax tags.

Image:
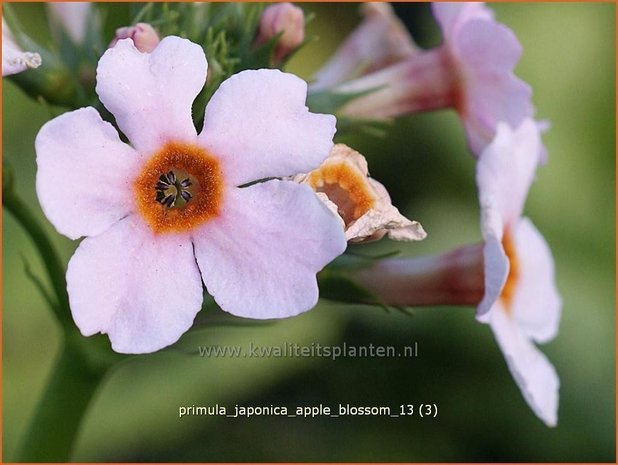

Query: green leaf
<box><xmin>21</xmin><ymin>256</ymin><xmax>58</xmax><ymax>313</ymax></box>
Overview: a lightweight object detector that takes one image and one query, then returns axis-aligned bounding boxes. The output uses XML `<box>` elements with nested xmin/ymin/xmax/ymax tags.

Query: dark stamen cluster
<box><xmin>155</xmin><ymin>171</ymin><xmax>193</xmax><ymax>208</ymax></box>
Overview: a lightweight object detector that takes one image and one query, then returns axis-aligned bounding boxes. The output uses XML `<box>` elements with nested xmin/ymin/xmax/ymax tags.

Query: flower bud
<box><xmin>109</xmin><ymin>23</ymin><xmax>160</xmax><ymax>53</ymax></box>
<box><xmin>256</xmin><ymin>3</ymin><xmax>305</xmax><ymax>63</ymax></box>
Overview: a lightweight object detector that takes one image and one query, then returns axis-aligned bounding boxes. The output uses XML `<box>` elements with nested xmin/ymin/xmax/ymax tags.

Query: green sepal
<box><xmin>306</xmin><ymin>87</ymin><xmax>376</xmax><ymax>115</ymax></box>
<box><xmin>317</xmin><ymin>251</ymin><xmax>417</xmax><ymax>317</ymax></box>
<box><xmin>318</xmin><ymin>267</ymin><xmax>380</xmax><ymax>304</ymax></box>
<box><xmin>242</xmin><ymin>32</ymin><xmax>282</xmax><ymax>70</ymax></box>
<box><xmin>326</xmin><ymin>250</ymin><xmax>401</xmax><ymax>272</ymax></box>
<box><xmin>335</xmin><ymin>116</ymin><xmax>393</xmax><ymax>138</ymax></box>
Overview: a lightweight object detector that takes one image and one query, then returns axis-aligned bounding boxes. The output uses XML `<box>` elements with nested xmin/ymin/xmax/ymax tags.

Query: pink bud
<box><xmin>256</xmin><ymin>3</ymin><xmax>305</xmax><ymax>63</ymax></box>
<box><xmin>109</xmin><ymin>23</ymin><xmax>160</xmax><ymax>53</ymax></box>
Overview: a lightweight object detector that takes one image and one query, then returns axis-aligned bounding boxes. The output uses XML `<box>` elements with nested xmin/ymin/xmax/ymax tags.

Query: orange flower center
<box><xmin>307</xmin><ymin>162</ymin><xmax>375</xmax><ymax>226</ymax></box>
<box><xmin>500</xmin><ymin>231</ymin><xmax>519</xmax><ymax>312</ymax></box>
<box><xmin>134</xmin><ymin>141</ymin><xmax>224</xmax><ymax>234</ymax></box>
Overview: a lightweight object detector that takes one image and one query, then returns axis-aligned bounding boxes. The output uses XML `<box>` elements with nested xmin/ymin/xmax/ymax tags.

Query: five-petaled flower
<box><xmin>476</xmin><ymin>118</ymin><xmax>561</xmax><ymax>426</ymax></box>
<box><xmin>35</xmin><ymin>36</ymin><xmax>346</xmax><ymax>354</ymax></box>
<box><xmin>332</xmin><ymin>2</ymin><xmax>539</xmax><ymax>159</ymax></box>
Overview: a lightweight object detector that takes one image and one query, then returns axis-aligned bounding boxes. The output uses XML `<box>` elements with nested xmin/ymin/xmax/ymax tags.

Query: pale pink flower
<box><xmin>476</xmin><ymin>118</ymin><xmax>561</xmax><ymax>426</ymax></box>
<box><xmin>35</xmin><ymin>37</ymin><xmax>346</xmax><ymax>354</ymax></box>
<box><xmin>349</xmin><ymin>119</ymin><xmax>560</xmax><ymax>426</ymax></box>
<box><xmin>2</xmin><ymin>19</ymin><xmax>41</xmax><ymax>76</ymax></box>
<box><xmin>109</xmin><ymin>23</ymin><xmax>160</xmax><ymax>53</ymax></box>
<box><xmin>255</xmin><ymin>3</ymin><xmax>305</xmax><ymax>63</ymax></box>
<box><xmin>293</xmin><ymin>143</ymin><xmax>426</xmax><ymax>243</ymax></box>
<box><xmin>311</xmin><ymin>2</ymin><xmax>419</xmax><ymax>91</ymax></box>
<box><xmin>47</xmin><ymin>2</ymin><xmax>92</xmax><ymax>45</ymax></box>
<box><xmin>335</xmin><ymin>2</ymin><xmax>535</xmax><ymax>158</ymax></box>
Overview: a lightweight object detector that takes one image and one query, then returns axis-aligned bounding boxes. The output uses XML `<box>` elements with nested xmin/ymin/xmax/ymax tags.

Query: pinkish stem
<box><xmin>351</xmin><ymin>243</ymin><xmax>484</xmax><ymax>307</ymax></box>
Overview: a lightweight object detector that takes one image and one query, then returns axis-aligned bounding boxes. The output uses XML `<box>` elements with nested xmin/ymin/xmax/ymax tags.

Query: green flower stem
<box><xmin>3</xmin><ymin>191</ymin><xmax>70</xmax><ymax>328</ymax></box>
<box><xmin>4</xmin><ymin>188</ymin><xmax>125</xmax><ymax>460</ymax></box>
<box><xmin>17</xmin><ymin>334</ymin><xmax>110</xmax><ymax>462</ymax></box>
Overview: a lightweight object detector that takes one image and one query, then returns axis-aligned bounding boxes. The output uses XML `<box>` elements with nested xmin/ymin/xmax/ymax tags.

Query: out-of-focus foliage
<box><xmin>3</xmin><ymin>2</ymin><xmax>615</xmax><ymax>461</ymax></box>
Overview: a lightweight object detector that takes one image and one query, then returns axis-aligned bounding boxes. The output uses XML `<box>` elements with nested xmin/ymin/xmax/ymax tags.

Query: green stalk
<box><xmin>3</xmin><ymin>186</ymin><xmax>124</xmax><ymax>460</ymax></box>
<box><xmin>17</xmin><ymin>336</ymin><xmax>109</xmax><ymax>461</ymax></box>
<box><xmin>3</xmin><ymin>191</ymin><xmax>71</xmax><ymax>327</ymax></box>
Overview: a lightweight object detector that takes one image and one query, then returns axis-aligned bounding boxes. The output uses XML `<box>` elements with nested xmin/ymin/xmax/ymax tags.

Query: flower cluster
<box><xmin>8</xmin><ymin>1</ymin><xmax>561</xmax><ymax>429</ymax></box>
<box><xmin>324</xmin><ymin>3</ymin><xmax>561</xmax><ymax>426</ymax></box>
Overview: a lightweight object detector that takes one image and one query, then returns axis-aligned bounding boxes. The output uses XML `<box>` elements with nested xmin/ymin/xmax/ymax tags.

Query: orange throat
<box><xmin>134</xmin><ymin>141</ymin><xmax>224</xmax><ymax>234</ymax></box>
<box><xmin>500</xmin><ymin>230</ymin><xmax>519</xmax><ymax>312</ymax></box>
<box><xmin>307</xmin><ymin>162</ymin><xmax>375</xmax><ymax>226</ymax></box>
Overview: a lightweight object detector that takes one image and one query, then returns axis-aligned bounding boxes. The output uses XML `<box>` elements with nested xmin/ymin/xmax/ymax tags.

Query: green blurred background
<box><xmin>3</xmin><ymin>2</ymin><xmax>615</xmax><ymax>461</ymax></box>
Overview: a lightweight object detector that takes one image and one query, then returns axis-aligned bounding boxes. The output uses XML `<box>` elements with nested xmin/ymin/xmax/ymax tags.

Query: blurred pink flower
<box><xmin>349</xmin><ymin>119</ymin><xmax>560</xmax><ymax>426</ymax></box>
<box><xmin>2</xmin><ymin>19</ymin><xmax>41</xmax><ymax>76</ymax></box>
<box><xmin>476</xmin><ymin>119</ymin><xmax>561</xmax><ymax>426</ymax></box>
<box><xmin>334</xmin><ymin>2</ymin><xmax>537</xmax><ymax>158</ymax></box>
<box><xmin>256</xmin><ymin>2</ymin><xmax>305</xmax><ymax>63</ymax></box>
<box><xmin>35</xmin><ymin>37</ymin><xmax>345</xmax><ymax>353</ymax></box>
<box><xmin>47</xmin><ymin>2</ymin><xmax>92</xmax><ymax>44</ymax></box>
<box><xmin>311</xmin><ymin>2</ymin><xmax>419</xmax><ymax>91</ymax></box>
<box><xmin>109</xmin><ymin>23</ymin><xmax>160</xmax><ymax>53</ymax></box>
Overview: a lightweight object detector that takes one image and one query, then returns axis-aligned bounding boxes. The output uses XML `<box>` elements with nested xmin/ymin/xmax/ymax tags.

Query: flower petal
<box><xmin>456</xmin><ymin>16</ymin><xmax>521</xmax><ymax>71</ymax></box>
<box><xmin>35</xmin><ymin>107</ymin><xmax>140</xmax><ymax>240</ymax></box>
<box><xmin>477</xmin><ymin>234</ymin><xmax>509</xmax><ymax>318</ymax></box>
<box><xmin>511</xmin><ymin>217</ymin><xmax>561</xmax><ymax>343</ymax></box>
<box><xmin>96</xmin><ymin>36</ymin><xmax>207</xmax><ymax>154</ymax></box>
<box><xmin>476</xmin><ymin>119</ymin><xmax>540</xmax><ymax>228</ymax></box>
<box><xmin>432</xmin><ymin>2</ymin><xmax>494</xmax><ymax>43</ymax></box>
<box><xmin>2</xmin><ymin>19</ymin><xmax>41</xmax><ymax>76</ymax></box>
<box><xmin>457</xmin><ymin>19</ymin><xmax>533</xmax><ymax>155</ymax></box>
<box><xmin>489</xmin><ymin>305</ymin><xmax>560</xmax><ymax>427</ymax></box>
<box><xmin>199</xmin><ymin>69</ymin><xmax>336</xmax><ymax>186</ymax></box>
<box><xmin>192</xmin><ymin>180</ymin><xmax>346</xmax><ymax>318</ymax></box>
<box><xmin>66</xmin><ymin>215</ymin><xmax>203</xmax><ymax>354</ymax></box>
<box><xmin>347</xmin><ymin>179</ymin><xmax>426</xmax><ymax>243</ymax></box>
<box><xmin>462</xmin><ymin>74</ymin><xmax>533</xmax><ymax>156</ymax></box>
